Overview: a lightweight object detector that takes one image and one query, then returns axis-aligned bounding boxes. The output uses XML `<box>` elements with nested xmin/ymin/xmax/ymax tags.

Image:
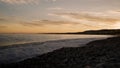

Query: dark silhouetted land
<box><xmin>43</xmin><ymin>29</ymin><xmax>120</xmax><ymax>35</ymax></box>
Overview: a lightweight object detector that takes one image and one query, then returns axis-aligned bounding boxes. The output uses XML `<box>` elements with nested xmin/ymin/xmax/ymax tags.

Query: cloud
<box><xmin>47</xmin><ymin>10</ymin><xmax>120</xmax><ymax>29</ymax></box>
<box><xmin>46</xmin><ymin>0</ymin><xmax>57</xmax><ymax>2</ymax></box>
<box><xmin>50</xmin><ymin>11</ymin><xmax>120</xmax><ymax>27</ymax></box>
<box><xmin>20</xmin><ymin>19</ymin><xmax>101</xmax><ymax>32</ymax></box>
<box><xmin>20</xmin><ymin>20</ymin><xmax>81</xmax><ymax>27</ymax></box>
<box><xmin>0</xmin><ymin>17</ymin><xmax>20</xmax><ymax>23</ymax></box>
<box><xmin>0</xmin><ymin>0</ymin><xmax>39</xmax><ymax>4</ymax></box>
<box><xmin>114</xmin><ymin>22</ymin><xmax>120</xmax><ymax>29</ymax></box>
<box><xmin>52</xmin><ymin>0</ymin><xmax>56</xmax><ymax>1</ymax></box>
<box><xmin>0</xmin><ymin>0</ymin><xmax>58</xmax><ymax>4</ymax></box>
<box><xmin>56</xmin><ymin>13</ymin><xmax>119</xmax><ymax>23</ymax></box>
<box><xmin>0</xmin><ymin>25</ymin><xmax>7</xmax><ymax>28</ymax></box>
<box><xmin>0</xmin><ymin>18</ymin><xmax>8</xmax><ymax>22</ymax></box>
<box><xmin>47</xmin><ymin>7</ymin><xmax>64</xmax><ymax>10</ymax></box>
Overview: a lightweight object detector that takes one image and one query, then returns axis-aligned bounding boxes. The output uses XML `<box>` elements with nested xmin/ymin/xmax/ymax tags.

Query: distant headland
<box><xmin>41</xmin><ymin>29</ymin><xmax>120</xmax><ymax>35</ymax></box>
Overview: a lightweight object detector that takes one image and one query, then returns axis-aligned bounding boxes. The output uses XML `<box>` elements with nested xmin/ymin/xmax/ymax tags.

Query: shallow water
<box><xmin>0</xmin><ymin>34</ymin><xmax>112</xmax><ymax>46</ymax></box>
<box><xmin>0</xmin><ymin>34</ymin><xmax>112</xmax><ymax>64</ymax></box>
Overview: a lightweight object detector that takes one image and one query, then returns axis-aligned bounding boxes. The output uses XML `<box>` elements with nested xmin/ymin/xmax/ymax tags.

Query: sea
<box><xmin>0</xmin><ymin>34</ymin><xmax>112</xmax><ymax>46</ymax></box>
<box><xmin>0</xmin><ymin>34</ymin><xmax>112</xmax><ymax>64</ymax></box>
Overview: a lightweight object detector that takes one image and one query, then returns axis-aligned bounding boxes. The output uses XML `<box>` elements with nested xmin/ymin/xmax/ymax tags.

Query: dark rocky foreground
<box><xmin>1</xmin><ymin>36</ymin><xmax>120</xmax><ymax>68</ymax></box>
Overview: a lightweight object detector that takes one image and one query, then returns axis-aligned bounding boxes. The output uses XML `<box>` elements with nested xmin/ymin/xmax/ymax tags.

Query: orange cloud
<box><xmin>54</xmin><ymin>12</ymin><xmax>120</xmax><ymax>23</ymax></box>
<box><xmin>0</xmin><ymin>18</ymin><xmax>8</xmax><ymax>22</ymax></box>
<box><xmin>20</xmin><ymin>20</ymin><xmax>80</xmax><ymax>27</ymax></box>
<box><xmin>0</xmin><ymin>25</ymin><xmax>7</xmax><ymax>28</ymax></box>
<box><xmin>50</xmin><ymin>11</ymin><xmax>120</xmax><ymax>28</ymax></box>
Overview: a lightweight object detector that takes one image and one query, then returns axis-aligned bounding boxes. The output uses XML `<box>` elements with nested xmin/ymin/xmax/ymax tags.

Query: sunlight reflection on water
<box><xmin>0</xmin><ymin>34</ymin><xmax>112</xmax><ymax>46</ymax></box>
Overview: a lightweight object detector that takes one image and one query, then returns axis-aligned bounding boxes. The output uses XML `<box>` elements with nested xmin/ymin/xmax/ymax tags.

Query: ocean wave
<box><xmin>0</xmin><ymin>38</ymin><xmax>103</xmax><ymax>64</ymax></box>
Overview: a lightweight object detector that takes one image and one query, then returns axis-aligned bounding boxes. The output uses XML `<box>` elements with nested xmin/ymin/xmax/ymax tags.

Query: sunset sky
<box><xmin>0</xmin><ymin>0</ymin><xmax>120</xmax><ymax>33</ymax></box>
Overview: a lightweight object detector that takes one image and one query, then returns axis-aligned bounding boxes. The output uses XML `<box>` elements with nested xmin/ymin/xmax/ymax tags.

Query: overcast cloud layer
<box><xmin>0</xmin><ymin>0</ymin><xmax>120</xmax><ymax>33</ymax></box>
<box><xmin>0</xmin><ymin>0</ymin><xmax>58</xmax><ymax>4</ymax></box>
